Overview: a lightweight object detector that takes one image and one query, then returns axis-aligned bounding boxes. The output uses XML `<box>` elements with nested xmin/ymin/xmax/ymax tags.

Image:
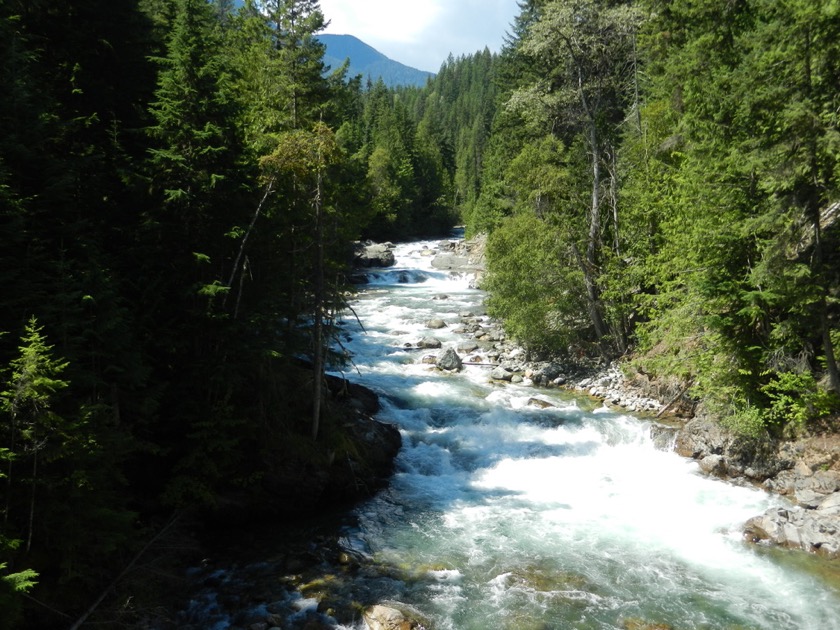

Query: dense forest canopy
<box><xmin>475</xmin><ymin>0</ymin><xmax>840</xmax><ymax>440</ymax></box>
<box><xmin>0</xmin><ymin>0</ymin><xmax>838</xmax><ymax>625</ymax></box>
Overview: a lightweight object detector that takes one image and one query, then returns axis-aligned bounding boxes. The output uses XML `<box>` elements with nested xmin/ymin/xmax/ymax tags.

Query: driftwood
<box><xmin>656</xmin><ymin>380</ymin><xmax>694</xmax><ymax>419</ymax></box>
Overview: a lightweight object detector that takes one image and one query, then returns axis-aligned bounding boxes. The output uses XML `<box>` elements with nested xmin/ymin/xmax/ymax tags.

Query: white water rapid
<box><xmin>332</xmin><ymin>237</ymin><xmax>840</xmax><ymax>630</ymax></box>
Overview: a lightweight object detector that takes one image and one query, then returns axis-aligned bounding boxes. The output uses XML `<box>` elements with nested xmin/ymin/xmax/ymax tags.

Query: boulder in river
<box><xmin>437</xmin><ymin>348</ymin><xmax>463</xmax><ymax>372</ymax></box>
<box><xmin>363</xmin><ymin>603</ymin><xmax>429</xmax><ymax>630</ymax></box>
<box><xmin>457</xmin><ymin>341</ymin><xmax>479</xmax><ymax>354</ymax></box>
<box><xmin>416</xmin><ymin>336</ymin><xmax>442</xmax><ymax>349</ymax></box>
<box><xmin>426</xmin><ymin>318</ymin><xmax>447</xmax><ymax>329</ymax></box>
<box><xmin>354</xmin><ymin>242</ymin><xmax>396</xmax><ymax>268</ymax></box>
<box><xmin>744</xmin><ymin>506</ymin><xmax>840</xmax><ymax>559</ymax></box>
<box><xmin>527</xmin><ymin>397</ymin><xmax>556</xmax><ymax>409</ymax></box>
<box><xmin>491</xmin><ymin>366</ymin><xmax>513</xmax><ymax>382</ymax></box>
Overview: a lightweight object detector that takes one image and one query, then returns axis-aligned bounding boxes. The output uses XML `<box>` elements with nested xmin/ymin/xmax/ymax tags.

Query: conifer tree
<box><xmin>1</xmin><ymin>317</ymin><xmax>68</xmax><ymax>553</ymax></box>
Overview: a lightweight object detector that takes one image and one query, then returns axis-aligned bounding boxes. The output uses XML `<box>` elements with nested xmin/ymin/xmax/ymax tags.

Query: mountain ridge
<box><xmin>319</xmin><ymin>34</ymin><xmax>434</xmax><ymax>88</ymax></box>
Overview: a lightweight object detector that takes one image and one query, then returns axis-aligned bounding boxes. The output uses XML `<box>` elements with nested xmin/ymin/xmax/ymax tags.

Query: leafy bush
<box><xmin>485</xmin><ymin>213</ymin><xmax>590</xmax><ymax>355</ymax></box>
<box><xmin>761</xmin><ymin>371</ymin><xmax>839</xmax><ymax>430</ymax></box>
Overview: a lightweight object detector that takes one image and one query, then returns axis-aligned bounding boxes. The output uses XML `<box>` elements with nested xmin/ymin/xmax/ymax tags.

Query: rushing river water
<box><xmin>183</xmin><ymin>237</ymin><xmax>840</xmax><ymax>630</ymax></box>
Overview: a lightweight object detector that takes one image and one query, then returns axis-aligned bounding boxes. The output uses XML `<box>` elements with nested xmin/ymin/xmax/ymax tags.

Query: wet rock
<box><xmin>457</xmin><ymin>341</ymin><xmax>479</xmax><ymax>354</ymax></box>
<box><xmin>649</xmin><ymin>424</ymin><xmax>679</xmax><ymax>451</ymax></box>
<box><xmin>491</xmin><ymin>367</ymin><xmax>513</xmax><ymax>381</ymax></box>
<box><xmin>511</xmin><ymin>374</ymin><xmax>524</xmax><ymax>384</ymax></box>
<box><xmin>363</xmin><ymin>603</ymin><xmax>429</xmax><ymax>630</ymax></box>
<box><xmin>763</xmin><ymin>469</ymin><xmax>798</xmax><ymax>495</ymax></box>
<box><xmin>354</xmin><ymin>242</ymin><xmax>396</xmax><ymax>268</ymax></box>
<box><xmin>437</xmin><ymin>348</ymin><xmax>463</xmax><ymax>372</ymax></box>
<box><xmin>416</xmin><ymin>337</ymin><xmax>442</xmax><ymax>349</ymax></box>
<box><xmin>744</xmin><ymin>506</ymin><xmax>840</xmax><ymax>559</ymax></box>
<box><xmin>699</xmin><ymin>454</ymin><xmax>728</xmax><ymax>476</ymax></box>
<box><xmin>426</xmin><ymin>318</ymin><xmax>447</xmax><ymax>330</ymax></box>
<box><xmin>527</xmin><ymin>398</ymin><xmax>556</xmax><ymax>409</ymax></box>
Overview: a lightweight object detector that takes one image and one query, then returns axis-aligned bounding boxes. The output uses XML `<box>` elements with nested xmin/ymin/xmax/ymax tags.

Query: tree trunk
<box><xmin>819</xmin><ymin>296</ymin><xmax>840</xmax><ymax>393</ymax></box>
<box><xmin>26</xmin><ymin>447</ymin><xmax>36</xmax><ymax>554</ymax></box>
<box><xmin>584</xmin><ymin>123</ymin><xmax>609</xmax><ymax>345</ymax></box>
<box><xmin>4</xmin><ymin>411</ymin><xmax>16</xmax><ymax>525</ymax></box>
<box><xmin>223</xmin><ymin>178</ymin><xmax>274</xmax><ymax>316</ymax></box>
<box><xmin>311</xmin><ymin>168</ymin><xmax>325</xmax><ymax>441</ymax></box>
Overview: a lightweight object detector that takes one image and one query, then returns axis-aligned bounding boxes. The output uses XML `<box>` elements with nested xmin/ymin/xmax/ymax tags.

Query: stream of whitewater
<box><xmin>183</xmin><ymin>236</ymin><xmax>840</xmax><ymax>630</ymax></box>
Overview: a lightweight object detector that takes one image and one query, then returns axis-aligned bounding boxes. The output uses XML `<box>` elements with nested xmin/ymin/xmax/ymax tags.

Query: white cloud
<box><xmin>320</xmin><ymin>0</ymin><xmax>519</xmax><ymax>73</ymax></box>
<box><xmin>320</xmin><ymin>0</ymin><xmax>444</xmax><ymax>43</ymax></box>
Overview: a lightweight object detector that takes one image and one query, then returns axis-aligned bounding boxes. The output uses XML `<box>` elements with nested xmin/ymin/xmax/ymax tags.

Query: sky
<box><xmin>319</xmin><ymin>0</ymin><xmax>521</xmax><ymax>73</ymax></box>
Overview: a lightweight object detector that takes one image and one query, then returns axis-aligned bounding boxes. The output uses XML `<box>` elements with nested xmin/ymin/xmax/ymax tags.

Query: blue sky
<box><xmin>319</xmin><ymin>0</ymin><xmax>521</xmax><ymax>73</ymax></box>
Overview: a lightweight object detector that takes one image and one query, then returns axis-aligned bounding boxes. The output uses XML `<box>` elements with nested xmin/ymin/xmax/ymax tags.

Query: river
<box><xmin>181</xmin><ymin>236</ymin><xmax>840</xmax><ymax>630</ymax></box>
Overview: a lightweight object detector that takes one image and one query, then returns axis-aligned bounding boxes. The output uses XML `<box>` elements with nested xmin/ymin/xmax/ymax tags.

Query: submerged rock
<box><xmin>527</xmin><ymin>397</ymin><xmax>556</xmax><ymax>409</ymax></box>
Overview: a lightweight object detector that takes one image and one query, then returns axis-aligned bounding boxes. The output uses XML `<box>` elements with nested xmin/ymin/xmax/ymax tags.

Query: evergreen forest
<box><xmin>0</xmin><ymin>0</ymin><xmax>838</xmax><ymax>626</ymax></box>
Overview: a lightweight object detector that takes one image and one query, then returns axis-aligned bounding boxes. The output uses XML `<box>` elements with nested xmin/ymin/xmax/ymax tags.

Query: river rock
<box><xmin>354</xmin><ymin>242</ymin><xmax>396</xmax><ymax>268</ymax></box>
<box><xmin>437</xmin><ymin>348</ymin><xmax>463</xmax><ymax>372</ymax></box>
<box><xmin>491</xmin><ymin>367</ymin><xmax>513</xmax><ymax>381</ymax></box>
<box><xmin>649</xmin><ymin>424</ymin><xmax>679</xmax><ymax>451</ymax></box>
<box><xmin>416</xmin><ymin>336</ymin><xmax>442</xmax><ymax>349</ymax></box>
<box><xmin>363</xmin><ymin>603</ymin><xmax>428</xmax><ymax>630</ymax></box>
<box><xmin>819</xmin><ymin>492</ymin><xmax>840</xmax><ymax>515</ymax></box>
<box><xmin>699</xmin><ymin>454</ymin><xmax>727</xmax><ymax>476</ymax></box>
<box><xmin>744</xmin><ymin>506</ymin><xmax>840</xmax><ymax>559</ymax></box>
<box><xmin>527</xmin><ymin>397</ymin><xmax>556</xmax><ymax>409</ymax></box>
<box><xmin>426</xmin><ymin>318</ymin><xmax>447</xmax><ymax>329</ymax></box>
<box><xmin>430</xmin><ymin>251</ymin><xmax>471</xmax><ymax>272</ymax></box>
<box><xmin>674</xmin><ymin>415</ymin><xmax>790</xmax><ymax>480</ymax></box>
<box><xmin>457</xmin><ymin>341</ymin><xmax>479</xmax><ymax>354</ymax></box>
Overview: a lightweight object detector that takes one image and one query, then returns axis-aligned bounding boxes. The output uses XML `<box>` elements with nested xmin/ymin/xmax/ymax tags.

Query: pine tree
<box><xmin>502</xmin><ymin>0</ymin><xmax>643</xmax><ymax>354</ymax></box>
<box><xmin>1</xmin><ymin>317</ymin><xmax>68</xmax><ymax>554</ymax></box>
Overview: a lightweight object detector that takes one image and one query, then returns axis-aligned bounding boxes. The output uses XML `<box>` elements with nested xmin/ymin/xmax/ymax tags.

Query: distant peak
<box><xmin>318</xmin><ymin>34</ymin><xmax>434</xmax><ymax>88</ymax></box>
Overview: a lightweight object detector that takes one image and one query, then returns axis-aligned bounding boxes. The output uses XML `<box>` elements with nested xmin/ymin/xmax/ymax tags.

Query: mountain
<box><xmin>318</xmin><ymin>34</ymin><xmax>434</xmax><ymax>88</ymax></box>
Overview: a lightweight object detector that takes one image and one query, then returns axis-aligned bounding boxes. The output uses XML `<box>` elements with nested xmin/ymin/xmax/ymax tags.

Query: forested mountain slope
<box><xmin>319</xmin><ymin>34</ymin><xmax>434</xmax><ymax>87</ymax></box>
